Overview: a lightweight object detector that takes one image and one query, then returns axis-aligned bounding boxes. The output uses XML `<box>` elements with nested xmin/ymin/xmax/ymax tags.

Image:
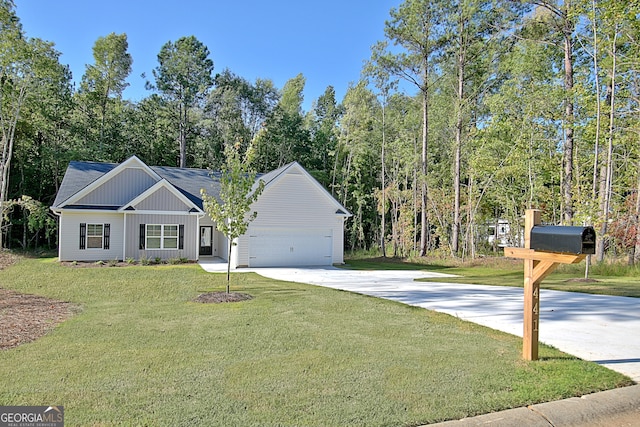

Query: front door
<box><xmin>199</xmin><ymin>226</ymin><xmax>213</xmax><ymax>256</ymax></box>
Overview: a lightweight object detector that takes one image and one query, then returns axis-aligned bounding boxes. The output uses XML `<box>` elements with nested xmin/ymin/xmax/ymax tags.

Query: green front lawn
<box><xmin>0</xmin><ymin>257</ymin><xmax>632</xmax><ymax>426</ymax></box>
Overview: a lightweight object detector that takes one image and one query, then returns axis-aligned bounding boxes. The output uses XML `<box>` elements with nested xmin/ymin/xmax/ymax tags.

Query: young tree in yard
<box><xmin>201</xmin><ymin>145</ymin><xmax>264</xmax><ymax>292</ymax></box>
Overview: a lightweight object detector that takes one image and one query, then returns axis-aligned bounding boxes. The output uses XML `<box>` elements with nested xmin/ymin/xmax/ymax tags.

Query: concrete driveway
<box><xmin>198</xmin><ymin>261</ymin><xmax>640</xmax><ymax>382</ymax></box>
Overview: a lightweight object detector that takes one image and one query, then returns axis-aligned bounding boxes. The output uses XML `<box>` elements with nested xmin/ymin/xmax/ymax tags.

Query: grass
<box><xmin>0</xmin><ymin>257</ymin><xmax>633</xmax><ymax>426</ymax></box>
<box><xmin>344</xmin><ymin>256</ymin><xmax>640</xmax><ymax>298</ymax></box>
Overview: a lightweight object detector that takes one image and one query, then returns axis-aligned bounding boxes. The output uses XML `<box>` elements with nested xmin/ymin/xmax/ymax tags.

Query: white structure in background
<box><xmin>487</xmin><ymin>219</ymin><xmax>514</xmax><ymax>248</ymax></box>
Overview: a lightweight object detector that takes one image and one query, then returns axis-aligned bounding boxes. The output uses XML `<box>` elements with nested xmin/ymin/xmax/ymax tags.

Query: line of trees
<box><xmin>1</xmin><ymin>0</ymin><xmax>639</xmax><ymax>263</ymax></box>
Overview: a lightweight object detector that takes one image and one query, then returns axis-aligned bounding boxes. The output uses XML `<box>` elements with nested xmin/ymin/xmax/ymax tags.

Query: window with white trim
<box><xmin>87</xmin><ymin>224</ymin><xmax>104</xmax><ymax>249</ymax></box>
<box><xmin>80</xmin><ymin>223</ymin><xmax>110</xmax><ymax>250</ymax></box>
<box><xmin>146</xmin><ymin>224</ymin><xmax>178</xmax><ymax>249</ymax></box>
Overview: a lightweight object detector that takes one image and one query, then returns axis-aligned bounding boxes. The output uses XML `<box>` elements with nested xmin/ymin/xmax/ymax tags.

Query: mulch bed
<box><xmin>193</xmin><ymin>292</ymin><xmax>253</xmax><ymax>303</ymax></box>
<box><xmin>0</xmin><ymin>251</ymin><xmax>79</xmax><ymax>351</ymax></box>
<box><xmin>0</xmin><ymin>289</ymin><xmax>79</xmax><ymax>350</ymax></box>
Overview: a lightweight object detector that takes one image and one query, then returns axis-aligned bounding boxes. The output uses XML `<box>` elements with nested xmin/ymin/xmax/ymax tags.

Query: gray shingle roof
<box><xmin>51</xmin><ymin>159</ymin><xmax>351</xmax><ymax>218</ymax></box>
<box><xmin>52</xmin><ymin>161</ymin><xmax>118</xmax><ymax>207</ymax></box>
<box><xmin>151</xmin><ymin>166</ymin><xmax>221</xmax><ymax>210</ymax></box>
<box><xmin>52</xmin><ymin>161</ymin><xmax>225</xmax><ymax>210</ymax></box>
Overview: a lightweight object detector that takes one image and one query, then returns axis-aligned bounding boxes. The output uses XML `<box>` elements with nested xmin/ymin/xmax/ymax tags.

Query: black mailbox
<box><xmin>530</xmin><ymin>226</ymin><xmax>596</xmax><ymax>255</ymax></box>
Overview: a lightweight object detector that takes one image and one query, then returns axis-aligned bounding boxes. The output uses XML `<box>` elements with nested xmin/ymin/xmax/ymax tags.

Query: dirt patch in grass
<box><xmin>193</xmin><ymin>292</ymin><xmax>253</xmax><ymax>304</ymax></box>
<box><xmin>0</xmin><ymin>289</ymin><xmax>79</xmax><ymax>350</ymax></box>
<box><xmin>0</xmin><ymin>251</ymin><xmax>19</xmax><ymax>270</ymax></box>
<box><xmin>565</xmin><ymin>278</ymin><xmax>601</xmax><ymax>283</ymax></box>
<box><xmin>1</xmin><ymin>251</ymin><xmax>79</xmax><ymax>350</ymax></box>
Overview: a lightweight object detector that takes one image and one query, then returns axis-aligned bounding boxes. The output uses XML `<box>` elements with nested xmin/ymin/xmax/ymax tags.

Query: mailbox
<box><xmin>530</xmin><ymin>225</ymin><xmax>596</xmax><ymax>255</ymax></box>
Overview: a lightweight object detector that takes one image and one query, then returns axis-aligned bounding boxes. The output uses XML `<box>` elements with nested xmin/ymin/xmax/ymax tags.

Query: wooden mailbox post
<box><xmin>504</xmin><ymin>209</ymin><xmax>595</xmax><ymax>361</ymax></box>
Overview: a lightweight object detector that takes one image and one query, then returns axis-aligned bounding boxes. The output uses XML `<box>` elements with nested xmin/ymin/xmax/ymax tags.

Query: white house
<box><xmin>51</xmin><ymin>156</ymin><xmax>351</xmax><ymax>267</ymax></box>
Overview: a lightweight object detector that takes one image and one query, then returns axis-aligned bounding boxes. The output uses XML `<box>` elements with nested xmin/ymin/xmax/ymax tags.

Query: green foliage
<box><xmin>202</xmin><ymin>145</ymin><xmax>264</xmax><ymax>289</ymax></box>
<box><xmin>74</xmin><ymin>32</ymin><xmax>132</xmax><ymax>162</ymax></box>
<box><xmin>1</xmin><ymin>1</ymin><xmax>72</xmax><ymax>249</ymax></box>
<box><xmin>151</xmin><ymin>35</ymin><xmax>214</xmax><ymax>167</ymax></box>
<box><xmin>1</xmin><ymin>0</ymin><xmax>640</xmax><ymax>264</ymax></box>
<box><xmin>152</xmin><ymin>35</ymin><xmax>214</xmax><ymax>103</ymax></box>
<box><xmin>201</xmin><ymin>69</ymin><xmax>277</xmax><ymax>167</ymax></box>
<box><xmin>81</xmin><ymin>32</ymin><xmax>132</xmax><ymax>97</ymax></box>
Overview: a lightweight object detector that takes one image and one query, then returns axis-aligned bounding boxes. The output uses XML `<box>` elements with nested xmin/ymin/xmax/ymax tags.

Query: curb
<box><xmin>427</xmin><ymin>384</ymin><xmax>640</xmax><ymax>426</ymax></box>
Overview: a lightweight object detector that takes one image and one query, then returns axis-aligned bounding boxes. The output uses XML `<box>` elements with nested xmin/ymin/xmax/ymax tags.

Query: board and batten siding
<box><xmin>134</xmin><ymin>187</ymin><xmax>191</xmax><ymax>211</ymax></box>
<box><xmin>236</xmin><ymin>171</ymin><xmax>346</xmax><ymax>267</ymax></box>
<box><xmin>58</xmin><ymin>212</ymin><xmax>124</xmax><ymax>261</ymax></box>
<box><xmin>125</xmin><ymin>213</ymin><xmax>198</xmax><ymax>260</ymax></box>
<box><xmin>76</xmin><ymin>168</ymin><xmax>157</xmax><ymax>206</ymax></box>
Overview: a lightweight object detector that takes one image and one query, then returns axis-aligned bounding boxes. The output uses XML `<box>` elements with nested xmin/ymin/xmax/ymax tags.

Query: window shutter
<box><xmin>178</xmin><ymin>224</ymin><xmax>184</xmax><ymax>250</ymax></box>
<box><xmin>104</xmin><ymin>224</ymin><xmax>110</xmax><ymax>250</ymax></box>
<box><xmin>79</xmin><ymin>223</ymin><xmax>86</xmax><ymax>250</ymax></box>
<box><xmin>139</xmin><ymin>224</ymin><xmax>146</xmax><ymax>249</ymax></box>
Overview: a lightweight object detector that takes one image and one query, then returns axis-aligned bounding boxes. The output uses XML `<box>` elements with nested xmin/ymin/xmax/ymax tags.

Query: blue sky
<box><xmin>14</xmin><ymin>0</ymin><xmax>401</xmax><ymax>111</ymax></box>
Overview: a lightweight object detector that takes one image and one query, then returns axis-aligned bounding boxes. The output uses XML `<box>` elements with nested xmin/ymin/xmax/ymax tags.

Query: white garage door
<box><xmin>248</xmin><ymin>228</ymin><xmax>333</xmax><ymax>267</ymax></box>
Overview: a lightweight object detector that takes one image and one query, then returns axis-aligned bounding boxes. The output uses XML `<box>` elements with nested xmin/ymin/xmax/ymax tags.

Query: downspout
<box><xmin>50</xmin><ymin>208</ymin><xmax>62</xmax><ymax>261</ymax></box>
<box><xmin>123</xmin><ymin>212</ymin><xmax>127</xmax><ymax>261</ymax></box>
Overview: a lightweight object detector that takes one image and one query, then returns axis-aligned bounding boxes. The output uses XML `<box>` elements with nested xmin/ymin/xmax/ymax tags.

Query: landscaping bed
<box><xmin>0</xmin><ymin>252</ymin><xmax>79</xmax><ymax>350</ymax></box>
<box><xmin>0</xmin><ymin>289</ymin><xmax>78</xmax><ymax>350</ymax></box>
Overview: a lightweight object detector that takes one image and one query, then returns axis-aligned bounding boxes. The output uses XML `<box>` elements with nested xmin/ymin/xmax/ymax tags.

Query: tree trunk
<box><xmin>596</xmin><ymin>38</ymin><xmax>618</xmax><ymax>263</ymax></box>
<box><xmin>590</xmin><ymin>0</ymin><xmax>602</xmax><ymax>200</ymax></box>
<box><xmin>452</xmin><ymin>22</ymin><xmax>465</xmax><ymax>256</ymax></box>
<box><xmin>419</xmin><ymin>74</ymin><xmax>429</xmax><ymax>256</ymax></box>
<box><xmin>596</xmin><ymin>163</ymin><xmax>608</xmax><ymax>261</ymax></box>
<box><xmin>381</xmin><ymin>103</ymin><xmax>387</xmax><ymax>258</ymax></box>
<box><xmin>561</xmin><ymin>15</ymin><xmax>575</xmax><ymax>225</ymax></box>
<box><xmin>635</xmin><ymin>164</ymin><xmax>640</xmax><ymax>264</ymax></box>
<box><xmin>0</xmin><ymin>85</ymin><xmax>27</xmax><ymax>250</ymax></box>
<box><xmin>179</xmin><ymin>103</ymin><xmax>188</xmax><ymax>168</ymax></box>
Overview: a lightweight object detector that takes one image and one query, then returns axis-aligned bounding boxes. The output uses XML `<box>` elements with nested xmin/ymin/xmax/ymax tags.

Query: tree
<box><xmin>307</xmin><ymin>85</ymin><xmax>343</xmax><ymax>184</ymax></box>
<box><xmin>436</xmin><ymin>0</ymin><xmax>523</xmax><ymax>256</ymax></box>
<box><xmin>204</xmin><ymin>69</ymin><xmax>278</xmax><ymax>165</ymax></box>
<box><xmin>363</xmin><ymin>65</ymin><xmax>397</xmax><ymax>257</ymax></box>
<box><xmin>151</xmin><ymin>36</ymin><xmax>214</xmax><ymax>167</ymax></box>
<box><xmin>78</xmin><ymin>32</ymin><xmax>132</xmax><ymax>159</ymax></box>
<box><xmin>247</xmin><ymin>74</ymin><xmax>310</xmax><ymax>172</ymax></box>
<box><xmin>201</xmin><ymin>145</ymin><xmax>264</xmax><ymax>291</ymax></box>
<box><xmin>279</xmin><ymin>73</ymin><xmax>305</xmax><ymax>117</ymax></box>
<box><xmin>334</xmin><ymin>81</ymin><xmax>381</xmax><ymax>250</ymax></box>
<box><xmin>370</xmin><ymin>0</ymin><xmax>445</xmax><ymax>256</ymax></box>
<box><xmin>528</xmin><ymin>0</ymin><xmax>578</xmax><ymax>225</ymax></box>
<box><xmin>1</xmin><ymin>0</ymin><xmax>70</xmax><ymax>249</ymax></box>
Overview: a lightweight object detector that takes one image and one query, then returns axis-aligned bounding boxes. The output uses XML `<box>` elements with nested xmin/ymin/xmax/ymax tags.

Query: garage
<box><xmin>248</xmin><ymin>228</ymin><xmax>333</xmax><ymax>267</ymax></box>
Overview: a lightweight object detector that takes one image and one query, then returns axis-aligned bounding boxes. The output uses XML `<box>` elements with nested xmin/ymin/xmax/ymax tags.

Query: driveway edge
<box><xmin>428</xmin><ymin>384</ymin><xmax>640</xmax><ymax>426</ymax></box>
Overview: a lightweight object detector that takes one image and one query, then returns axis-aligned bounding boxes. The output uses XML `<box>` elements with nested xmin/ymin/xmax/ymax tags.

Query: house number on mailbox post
<box><xmin>504</xmin><ymin>210</ymin><xmax>595</xmax><ymax>361</ymax></box>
